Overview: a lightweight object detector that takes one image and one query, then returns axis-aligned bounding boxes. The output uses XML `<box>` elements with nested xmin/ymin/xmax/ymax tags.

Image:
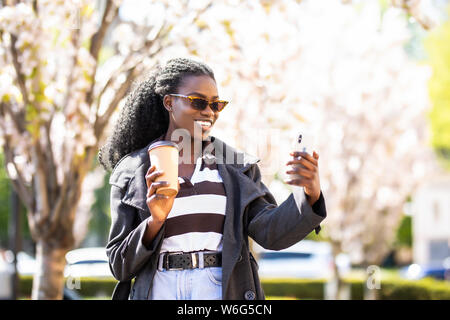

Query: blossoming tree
<box><xmin>0</xmin><ymin>0</ymin><xmax>213</xmax><ymax>299</ymax></box>
<box><xmin>182</xmin><ymin>0</ymin><xmax>443</xmax><ymax>299</ymax></box>
<box><xmin>0</xmin><ymin>0</ymin><xmax>444</xmax><ymax>301</ymax></box>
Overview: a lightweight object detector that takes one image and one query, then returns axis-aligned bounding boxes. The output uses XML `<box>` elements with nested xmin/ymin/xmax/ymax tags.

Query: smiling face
<box><xmin>163</xmin><ymin>75</ymin><xmax>220</xmax><ymax>142</ymax></box>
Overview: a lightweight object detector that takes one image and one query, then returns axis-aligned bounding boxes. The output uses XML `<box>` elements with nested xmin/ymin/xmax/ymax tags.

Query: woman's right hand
<box><xmin>145</xmin><ymin>164</ymin><xmax>179</xmax><ymax>223</ymax></box>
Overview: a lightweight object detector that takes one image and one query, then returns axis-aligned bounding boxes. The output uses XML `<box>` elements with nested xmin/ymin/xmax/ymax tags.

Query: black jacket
<box><xmin>106</xmin><ymin>135</ymin><xmax>327</xmax><ymax>300</ymax></box>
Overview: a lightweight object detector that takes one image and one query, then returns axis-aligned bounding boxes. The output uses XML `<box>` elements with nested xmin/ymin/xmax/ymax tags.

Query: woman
<box><xmin>99</xmin><ymin>57</ymin><xmax>327</xmax><ymax>300</ymax></box>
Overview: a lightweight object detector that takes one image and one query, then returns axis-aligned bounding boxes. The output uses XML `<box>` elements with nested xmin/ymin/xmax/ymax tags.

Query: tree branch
<box><xmin>89</xmin><ymin>0</ymin><xmax>118</xmax><ymax>61</ymax></box>
<box><xmin>32</xmin><ymin>0</ymin><xmax>38</xmax><ymax>15</ymax></box>
<box><xmin>31</xmin><ymin>142</ymin><xmax>50</xmax><ymax>222</ymax></box>
<box><xmin>94</xmin><ymin>49</ymin><xmax>137</xmax><ymax>108</ymax></box>
<box><xmin>390</xmin><ymin>0</ymin><xmax>436</xmax><ymax>30</ymax></box>
<box><xmin>0</xmin><ymin>117</ymin><xmax>34</xmax><ymax>212</ymax></box>
<box><xmin>94</xmin><ymin>35</ymin><xmax>164</xmax><ymax>117</ymax></box>
<box><xmin>342</xmin><ymin>0</ymin><xmax>437</xmax><ymax>30</ymax></box>
<box><xmin>85</xmin><ymin>0</ymin><xmax>120</xmax><ymax>106</ymax></box>
<box><xmin>94</xmin><ymin>63</ymin><xmax>142</xmax><ymax>138</ymax></box>
<box><xmin>1</xmin><ymin>101</ymin><xmax>26</xmax><ymax>134</ymax></box>
<box><xmin>9</xmin><ymin>34</ymin><xmax>30</xmax><ymax>107</ymax></box>
<box><xmin>48</xmin><ymin>168</ymin><xmax>70</xmax><ymax>236</ymax></box>
<box><xmin>92</xmin><ymin>0</ymin><xmax>212</xmax><ymax>139</ymax></box>
<box><xmin>43</xmin><ymin>117</ymin><xmax>58</xmax><ymax>204</ymax></box>
<box><xmin>62</xmin><ymin>26</ymin><xmax>81</xmax><ymax>112</ymax></box>
<box><xmin>48</xmin><ymin>146</ymin><xmax>94</xmax><ymax>242</ymax></box>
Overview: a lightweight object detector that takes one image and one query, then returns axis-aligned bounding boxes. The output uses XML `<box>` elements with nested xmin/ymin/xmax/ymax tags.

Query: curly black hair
<box><xmin>98</xmin><ymin>57</ymin><xmax>215</xmax><ymax>171</ymax></box>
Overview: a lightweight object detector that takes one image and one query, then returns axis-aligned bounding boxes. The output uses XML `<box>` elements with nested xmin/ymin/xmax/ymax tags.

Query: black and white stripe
<box><xmin>160</xmin><ymin>150</ymin><xmax>227</xmax><ymax>253</ymax></box>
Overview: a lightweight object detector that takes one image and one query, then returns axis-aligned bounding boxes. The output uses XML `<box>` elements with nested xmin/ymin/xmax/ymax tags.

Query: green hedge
<box><xmin>261</xmin><ymin>279</ymin><xmax>325</xmax><ymax>300</ymax></box>
<box><xmin>19</xmin><ymin>276</ymin><xmax>118</xmax><ymax>299</ymax></box>
<box><xmin>19</xmin><ymin>275</ymin><xmax>33</xmax><ymax>297</ymax></box>
<box><xmin>18</xmin><ymin>275</ymin><xmax>450</xmax><ymax>300</ymax></box>
<box><xmin>378</xmin><ymin>277</ymin><xmax>450</xmax><ymax>300</ymax></box>
<box><xmin>339</xmin><ymin>277</ymin><xmax>364</xmax><ymax>300</ymax></box>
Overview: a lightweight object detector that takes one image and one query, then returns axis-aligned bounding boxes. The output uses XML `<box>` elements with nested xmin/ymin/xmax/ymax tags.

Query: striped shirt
<box><xmin>159</xmin><ymin>139</ymin><xmax>227</xmax><ymax>253</ymax></box>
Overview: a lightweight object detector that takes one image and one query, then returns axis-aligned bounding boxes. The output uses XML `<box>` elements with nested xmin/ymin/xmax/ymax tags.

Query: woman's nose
<box><xmin>200</xmin><ymin>105</ymin><xmax>216</xmax><ymax>116</ymax></box>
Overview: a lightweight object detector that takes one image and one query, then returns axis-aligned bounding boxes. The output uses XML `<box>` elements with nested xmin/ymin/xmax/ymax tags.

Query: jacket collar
<box><xmin>117</xmin><ymin>134</ymin><xmax>261</xmax><ymax>213</ymax></box>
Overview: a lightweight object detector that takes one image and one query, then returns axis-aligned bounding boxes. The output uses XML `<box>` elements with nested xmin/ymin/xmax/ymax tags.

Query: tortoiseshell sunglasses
<box><xmin>169</xmin><ymin>94</ymin><xmax>229</xmax><ymax>112</ymax></box>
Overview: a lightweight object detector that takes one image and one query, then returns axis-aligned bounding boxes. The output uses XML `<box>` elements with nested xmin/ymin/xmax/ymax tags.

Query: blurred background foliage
<box><xmin>0</xmin><ymin>0</ymin><xmax>447</xmax><ymax>266</ymax></box>
<box><xmin>425</xmin><ymin>6</ymin><xmax>450</xmax><ymax>170</ymax></box>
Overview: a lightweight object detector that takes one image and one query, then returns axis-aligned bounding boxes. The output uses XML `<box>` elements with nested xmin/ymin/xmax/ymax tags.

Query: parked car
<box><xmin>400</xmin><ymin>257</ymin><xmax>450</xmax><ymax>281</ymax></box>
<box><xmin>1</xmin><ymin>250</ymin><xmax>80</xmax><ymax>299</ymax></box>
<box><xmin>64</xmin><ymin>247</ymin><xmax>112</xmax><ymax>278</ymax></box>
<box><xmin>0</xmin><ymin>250</ymin><xmax>37</xmax><ymax>277</ymax></box>
<box><xmin>252</xmin><ymin>240</ymin><xmax>350</xmax><ymax>279</ymax></box>
<box><xmin>16</xmin><ymin>251</ymin><xmax>37</xmax><ymax>276</ymax></box>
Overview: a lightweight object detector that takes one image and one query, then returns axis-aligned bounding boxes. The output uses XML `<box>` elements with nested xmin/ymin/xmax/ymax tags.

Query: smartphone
<box><xmin>289</xmin><ymin>132</ymin><xmax>311</xmax><ymax>180</ymax></box>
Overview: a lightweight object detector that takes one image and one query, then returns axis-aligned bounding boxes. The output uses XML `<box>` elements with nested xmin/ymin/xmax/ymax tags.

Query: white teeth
<box><xmin>195</xmin><ymin>120</ymin><xmax>211</xmax><ymax>127</ymax></box>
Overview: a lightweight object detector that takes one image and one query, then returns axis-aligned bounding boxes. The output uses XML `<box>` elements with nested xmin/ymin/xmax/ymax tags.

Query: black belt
<box><xmin>158</xmin><ymin>251</ymin><xmax>222</xmax><ymax>271</ymax></box>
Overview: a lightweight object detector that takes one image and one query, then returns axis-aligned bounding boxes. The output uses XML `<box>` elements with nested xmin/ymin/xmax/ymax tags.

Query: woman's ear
<box><xmin>163</xmin><ymin>95</ymin><xmax>172</xmax><ymax>112</ymax></box>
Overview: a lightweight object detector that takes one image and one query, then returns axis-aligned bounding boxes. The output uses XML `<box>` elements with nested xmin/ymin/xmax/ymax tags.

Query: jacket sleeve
<box><xmin>106</xmin><ymin>184</ymin><xmax>165</xmax><ymax>282</ymax></box>
<box><xmin>246</xmin><ymin>163</ymin><xmax>327</xmax><ymax>251</ymax></box>
<box><xmin>292</xmin><ymin>187</ymin><xmax>327</xmax><ymax>234</ymax></box>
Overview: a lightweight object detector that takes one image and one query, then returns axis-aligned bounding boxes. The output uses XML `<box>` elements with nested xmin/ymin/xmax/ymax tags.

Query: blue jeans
<box><xmin>150</xmin><ymin>267</ymin><xmax>223</xmax><ymax>300</ymax></box>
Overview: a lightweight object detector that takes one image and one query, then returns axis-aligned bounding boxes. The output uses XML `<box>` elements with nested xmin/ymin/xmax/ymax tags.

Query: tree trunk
<box><xmin>325</xmin><ymin>259</ymin><xmax>350</xmax><ymax>300</ymax></box>
<box><xmin>31</xmin><ymin>241</ymin><xmax>68</xmax><ymax>300</ymax></box>
<box><xmin>326</xmin><ymin>242</ymin><xmax>351</xmax><ymax>300</ymax></box>
<box><xmin>337</xmin><ymin>276</ymin><xmax>350</xmax><ymax>299</ymax></box>
<box><xmin>27</xmin><ymin>153</ymin><xmax>90</xmax><ymax>299</ymax></box>
<box><xmin>336</xmin><ymin>269</ymin><xmax>350</xmax><ymax>300</ymax></box>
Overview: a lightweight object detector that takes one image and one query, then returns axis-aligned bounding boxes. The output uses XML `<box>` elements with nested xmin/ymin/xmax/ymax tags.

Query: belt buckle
<box><xmin>166</xmin><ymin>251</ymin><xmax>184</xmax><ymax>271</ymax></box>
<box><xmin>191</xmin><ymin>252</ymin><xmax>198</xmax><ymax>269</ymax></box>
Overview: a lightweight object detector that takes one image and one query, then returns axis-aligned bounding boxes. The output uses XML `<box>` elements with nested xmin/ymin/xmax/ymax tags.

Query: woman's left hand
<box><xmin>285</xmin><ymin>150</ymin><xmax>321</xmax><ymax>206</ymax></box>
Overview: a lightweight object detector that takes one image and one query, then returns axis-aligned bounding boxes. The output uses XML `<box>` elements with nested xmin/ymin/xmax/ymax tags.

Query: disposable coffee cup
<box><xmin>148</xmin><ymin>140</ymin><xmax>179</xmax><ymax>197</ymax></box>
